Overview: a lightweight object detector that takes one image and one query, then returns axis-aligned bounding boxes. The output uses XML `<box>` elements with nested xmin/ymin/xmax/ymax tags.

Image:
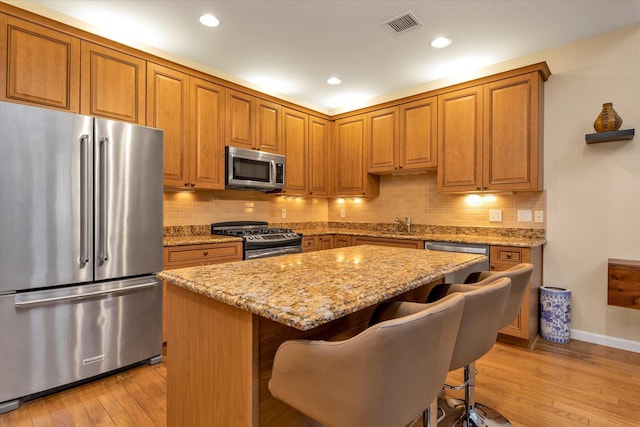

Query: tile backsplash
<box><xmin>164</xmin><ymin>172</ymin><xmax>545</xmax><ymax>229</ymax></box>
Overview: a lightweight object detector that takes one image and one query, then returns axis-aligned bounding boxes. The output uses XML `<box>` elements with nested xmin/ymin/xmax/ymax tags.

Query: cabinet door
<box><xmin>334</xmin><ymin>114</ymin><xmax>379</xmax><ymax>196</ymax></box>
<box><xmin>437</xmin><ymin>85</ymin><xmax>483</xmax><ymax>192</ymax></box>
<box><xmin>484</xmin><ymin>73</ymin><xmax>541</xmax><ymax>191</ymax></box>
<box><xmin>333</xmin><ymin>235</ymin><xmax>352</xmax><ymax>248</ymax></box>
<box><xmin>190</xmin><ymin>77</ymin><xmax>225</xmax><ymax>190</ymax></box>
<box><xmin>400</xmin><ymin>97</ymin><xmax>437</xmax><ymax>170</ymax></box>
<box><xmin>367</xmin><ymin>106</ymin><xmax>399</xmax><ymax>173</ymax></box>
<box><xmin>147</xmin><ymin>63</ymin><xmax>190</xmax><ymax>188</ymax></box>
<box><xmin>255</xmin><ymin>98</ymin><xmax>282</xmax><ymax>153</ymax></box>
<box><xmin>282</xmin><ymin>108</ymin><xmax>308</xmax><ymax>195</ymax></box>
<box><xmin>225</xmin><ymin>89</ymin><xmax>254</xmax><ymax>149</ymax></box>
<box><xmin>318</xmin><ymin>235</ymin><xmax>333</xmax><ymax>251</ymax></box>
<box><xmin>1</xmin><ymin>15</ymin><xmax>80</xmax><ymax>112</ymax></box>
<box><xmin>80</xmin><ymin>41</ymin><xmax>146</xmax><ymax>124</ymax></box>
<box><xmin>308</xmin><ymin>116</ymin><xmax>331</xmax><ymax>197</ymax></box>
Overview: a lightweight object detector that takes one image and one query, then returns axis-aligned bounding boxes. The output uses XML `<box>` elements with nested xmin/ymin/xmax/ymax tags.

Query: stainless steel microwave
<box><xmin>225</xmin><ymin>146</ymin><xmax>285</xmax><ymax>191</ymax></box>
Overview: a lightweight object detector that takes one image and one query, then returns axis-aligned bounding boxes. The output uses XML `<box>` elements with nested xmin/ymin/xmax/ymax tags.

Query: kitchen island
<box><xmin>158</xmin><ymin>245</ymin><xmax>487</xmax><ymax>427</ymax></box>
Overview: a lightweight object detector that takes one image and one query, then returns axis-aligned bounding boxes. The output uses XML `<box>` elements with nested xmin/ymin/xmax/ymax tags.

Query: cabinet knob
<box><xmin>490</xmin><ymin>265</ymin><xmax>496</xmax><ymax>270</ymax></box>
<box><xmin>204</xmin><ymin>250</ymin><xmax>209</xmax><ymax>256</ymax></box>
<box><xmin>483</xmin><ymin>186</ymin><xmax>488</xmax><ymax>190</ymax></box>
<box><xmin>309</xmin><ymin>192</ymin><xmax>313</xmax><ymax>195</ymax></box>
<box><xmin>191</xmin><ymin>182</ymin><xmax>196</xmax><ymax>187</ymax></box>
<box><xmin>506</xmin><ymin>253</ymin><xmax>512</xmax><ymax>258</ymax></box>
<box><xmin>185</xmin><ymin>182</ymin><xmax>190</xmax><ymax>187</ymax></box>
<box><xmin>476</xmin><ymin>187</ymin><xmax>481</xmax><ymax>190</ymax></box>
<box><xmin>398</xmin><ymin>166</ymin><xmax>403</xmax><ymax>169</ymax></box>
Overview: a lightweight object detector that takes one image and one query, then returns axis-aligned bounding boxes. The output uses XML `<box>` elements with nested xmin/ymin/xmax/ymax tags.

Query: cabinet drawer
<box><xmin>163</xmin><ymin>242</ymin><xmax>242</xmax><ymax>269</ymax></box>
<box><xmin>302</xmin><ymin>236</ymin><xmax>318</xmax><ymax>252</ymax></box>
<box><xmin>492</xmin><ymin>247</ymin><xmax>524</xmax><ymax>263</ymax></box>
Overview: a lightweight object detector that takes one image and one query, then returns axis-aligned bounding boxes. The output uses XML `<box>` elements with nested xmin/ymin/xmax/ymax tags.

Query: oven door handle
<box><xmin>245</xmin><ymin>246</ymin><xmax>301</xmax><ymax>260</ymax></box>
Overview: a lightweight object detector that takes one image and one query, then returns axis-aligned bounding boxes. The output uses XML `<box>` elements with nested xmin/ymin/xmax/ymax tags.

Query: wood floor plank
<box><xmin>1</xmin><ymin>339</ymin><xmax>639</xmax><ymax>426</ymax></box>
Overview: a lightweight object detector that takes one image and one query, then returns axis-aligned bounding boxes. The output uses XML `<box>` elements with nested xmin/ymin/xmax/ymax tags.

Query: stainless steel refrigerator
<box><xmin>0</xmin><ymin>101</ymin><xmax>164</xmax><ymax>413</ymax></box>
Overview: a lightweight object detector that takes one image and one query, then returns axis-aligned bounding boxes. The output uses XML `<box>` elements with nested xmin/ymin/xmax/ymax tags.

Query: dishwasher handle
<box><xmin>425</xmin><ymin>243</ymin><xmax>489</xmax><ymax>255</ymax></box>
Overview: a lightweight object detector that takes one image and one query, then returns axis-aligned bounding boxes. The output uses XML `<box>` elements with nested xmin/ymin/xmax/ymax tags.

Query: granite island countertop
<box><xmin>158</xmin><ymin>245</ymin><xmax>486</xmax><ymax>330</ymax></box>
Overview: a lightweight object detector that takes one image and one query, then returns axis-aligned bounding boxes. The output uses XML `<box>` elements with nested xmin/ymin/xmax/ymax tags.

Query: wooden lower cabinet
<box><xmin>301</xmin><ymin>235</ymin><xmax>333</xmax><ymax>252</ymax></box>
<box><xmin>333</xmin><ymin>235</ymin><xmax>353</xmax><ymax>248</ymax></box>
<box><xmin>352</xmin><ymin>236</ymin><xmax>424</xmax><ymax>249</ymax></box>
<box><xmin>162</xmin><ymin>241</ymin><xmax>243</xmax><ymax>342</ymax></box>
<box><xmin>490</xmin><ymin>245</ymin><xmax>543</xmax><ymax>346</ymax></box>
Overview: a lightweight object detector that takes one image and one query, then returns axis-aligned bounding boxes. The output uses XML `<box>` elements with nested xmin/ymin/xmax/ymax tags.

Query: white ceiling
<box><xmin>20</xmin><ymin>0</ymin><xmax>640</xmax><ymax>114</ymax></box>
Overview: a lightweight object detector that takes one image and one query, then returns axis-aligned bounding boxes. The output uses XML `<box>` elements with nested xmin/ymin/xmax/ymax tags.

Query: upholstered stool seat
<box><xmin>269</xmin><ymin>293</ymin><xmax>466</xmax><ymax>427</ymax></box>
<box><xmin>428</xmin><ymin>264</ymin><xmax>533</xmax><ymax>427</ymax></box>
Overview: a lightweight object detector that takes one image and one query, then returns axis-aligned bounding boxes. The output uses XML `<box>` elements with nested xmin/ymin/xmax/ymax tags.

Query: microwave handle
<box><xmin>271</xmin><ymin>159</ymin><xmax>276</xmax><ymax>183</ymax></box>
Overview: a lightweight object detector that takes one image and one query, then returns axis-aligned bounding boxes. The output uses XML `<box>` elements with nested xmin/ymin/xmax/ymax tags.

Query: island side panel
<box><xmin>166</xmin><ymin>284</ymin><xmax>259</xmax><ymax>427</ymax></box>
<box><xmin>257</xmin><ymin>280</ymin><xmax>439</xmax><ymax>426</ymax></box>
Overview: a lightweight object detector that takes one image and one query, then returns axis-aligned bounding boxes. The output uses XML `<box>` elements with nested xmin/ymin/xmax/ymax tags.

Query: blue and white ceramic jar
<box><xmin>540</xmin><ymin>286</ymin><xmax>571</xmax><ymax>343</ymax></box>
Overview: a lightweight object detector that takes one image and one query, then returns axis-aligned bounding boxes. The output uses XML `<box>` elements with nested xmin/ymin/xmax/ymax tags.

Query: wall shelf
<box><xmin>585</xmin><ymin>129</ymin><xmax>635</xmax><ymax>144</ymax></box>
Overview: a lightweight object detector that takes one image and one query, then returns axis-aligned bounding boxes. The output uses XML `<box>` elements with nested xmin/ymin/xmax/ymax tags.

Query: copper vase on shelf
<box><xmin>593</xmin><ymin>102</ymin><xmax>622</xmax><ymax>133</ymax></box>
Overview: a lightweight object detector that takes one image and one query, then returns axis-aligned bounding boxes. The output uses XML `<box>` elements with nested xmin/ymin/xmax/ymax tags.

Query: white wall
<box><xmin>521</xmin><ymin>25</ymin><xmax>640</xmax><ymax>350</ymax></box>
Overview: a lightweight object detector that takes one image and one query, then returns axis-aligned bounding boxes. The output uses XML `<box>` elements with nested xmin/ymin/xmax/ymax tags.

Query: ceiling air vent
<box><xmin>382</xmin><ymin>11</ymin><xmax>422</xmax><ymax>34</ymax></box>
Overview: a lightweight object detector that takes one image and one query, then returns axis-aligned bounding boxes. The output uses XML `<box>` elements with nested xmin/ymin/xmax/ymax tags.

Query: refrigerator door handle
<box><xmin>99</xmin><ymin>137</ymin><xmax>109</xmax><ymax>263</ymax></box>
<box><xmin>79</xmin><ymin>134</ymin><xmax>90</xmax><ymax>265</ymax></box>
<box><xmin>13</xmin><ymin>281</ymin><xmax>158</xmax><ymax>308</ymax></box>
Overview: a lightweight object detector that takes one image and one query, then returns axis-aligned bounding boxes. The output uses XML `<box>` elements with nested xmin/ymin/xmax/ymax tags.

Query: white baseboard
<box><xmin>570</xmin><ymin>329</ymin><xmax>640</xmax><ymax>353</ymax></box>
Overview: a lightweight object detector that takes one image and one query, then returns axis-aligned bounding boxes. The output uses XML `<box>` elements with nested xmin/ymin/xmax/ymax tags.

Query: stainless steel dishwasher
<box><xmin>424</xmin><ymin>241</ymin><xmax>490</xmax><ymax>283</ymax></box>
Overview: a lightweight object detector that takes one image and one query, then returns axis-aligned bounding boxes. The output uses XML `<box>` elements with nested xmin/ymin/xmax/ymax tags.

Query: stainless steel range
<box><xmin>211</xmin><ymin>221</ymin><xmax>302</xmax><ymax>260</ymax></box>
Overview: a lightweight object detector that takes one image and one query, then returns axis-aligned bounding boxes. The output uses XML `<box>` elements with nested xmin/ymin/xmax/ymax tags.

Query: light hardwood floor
<box><xmin>1</xmin><ymin>339</ymin><xmax>638</xmax><ymax>426</ymax></box>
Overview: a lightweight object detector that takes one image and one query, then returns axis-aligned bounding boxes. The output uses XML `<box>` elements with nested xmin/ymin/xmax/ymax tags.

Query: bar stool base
<box><xmin>437</xmin><ymin>397</ymin><xmax>513</xmax><ymax>427</ymax></box>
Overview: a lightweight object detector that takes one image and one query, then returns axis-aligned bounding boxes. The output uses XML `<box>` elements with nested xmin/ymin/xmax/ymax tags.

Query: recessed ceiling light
<box><xmin>199</xmin><ymin>14</ymin><xmax>220</xmax><ymax>27</ymax></box>
<box><xmin>430</xmin><ymin>36</ymin><xmax>452</xmax><ymax>48</ymax></box>
<box><xmin>327</xmin><ymin>77</ymin><xmax>342</xmax><ymax>85</ymax></box>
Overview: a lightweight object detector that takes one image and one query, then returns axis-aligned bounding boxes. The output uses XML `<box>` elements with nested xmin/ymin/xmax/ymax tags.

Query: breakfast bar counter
<box><xmin>158</xmin><ymin>245</ymin><xmax>486</xmax><ymax>426</ymax></box>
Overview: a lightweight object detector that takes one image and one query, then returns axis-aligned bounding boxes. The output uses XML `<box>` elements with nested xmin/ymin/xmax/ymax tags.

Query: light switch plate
<box><xmin>281</xmin><ymin>208</ymin><xmax>287</xmax><ymax>218</ymax></box>
<box><xmin>340</xmin><ymin>209</ymin><xmax>346</xmax><ymax>218</ymax></box>
<box><xmin>534</xmin><ymin>210</ymin><xmax>544</xmax><ymax>223</ymax></box>
<box><xmin>489</xmin><ymin>209</ymin><xmax>502</xmax><ymax>222</ymax></box>
<box><xmin>518</xmin><ymin>210</ymin><xmax>532</xmax><ymax>222</ymax></box>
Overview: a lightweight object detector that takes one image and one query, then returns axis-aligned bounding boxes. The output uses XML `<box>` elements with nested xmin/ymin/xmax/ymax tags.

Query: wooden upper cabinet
<box><xmin>255</xmin><ymin>98</ymin><xmax>282</xmax><ymax>154</ymax></box>
<box><xmin>399</xmin><ymin>96</ymin><xmax>437</xmax><ymax>169</ymax></box>
<box><xmin>189</xmin><ymin>77</ymin><xmax>225</xmax><ymax>190</ymax></box>
<box><xmin>147</xmin><ymin>63</ymin><xmax>190</xmax><ymax>188</ymax></box>
<box><xmin>367</xmin><ymin>97</ymin><xmax>437</xmax><ymax>174</ymax></box>
<box><xmin>437</xmin><ymin>85</ymin><xmax>484</xmax><ymax>192</ymax></box>
<box><xmin>367</xmin><ymin>106</ymin><xmax>399</xmax><ymax>173</ymax></box>
<box><xmin>308</xmin><ymin>116</ymin><xmax>331</xmax><ymax>197</ymax></box>
<box><xmin>334</xmin><ymin>114</ymin><xmax>379</xmax><ymax>197</ymax></box>
<box><xmin>1</xmin><ymin>15</ymin><xmax>80</xmax><ymax>112</ymax></box>
<box><xmin>80</xmin><ymin>42</ymin><xmax>145</xmax><ymax>124</ymax></box>
<box><xmin>438</xmin><ymin>71</ymin><xmax>544</xmax><ymax>193</ymax></box>
<box><xmin>282</xmin><ymin>108</ymin><xmax>308</xmax><ymax>196</ymax></box>
<box><xmin>483</xmin><ymin>72</ymin><xmax>542</xmax><ymax>191</ymax></box>
<box><xmin>225</xmin><ymin>89</ymin><xmax>254</xmax><ymax>149</ymax></box>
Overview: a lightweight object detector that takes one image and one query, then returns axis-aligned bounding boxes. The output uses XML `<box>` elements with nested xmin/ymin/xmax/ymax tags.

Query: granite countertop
<box><xmin>158</xmin><ymin>245</ymin><xmax>486</xmax><ymax>330</ymax></box>
<box><xmin>163</xmin><ymin>234</ymin><xmax>243</xmax><ymax>247</ymax></box>
<box><xmin>295</xmin><ymin>228</ymin><xmax>545</xmax><ymax>248</ymax></box>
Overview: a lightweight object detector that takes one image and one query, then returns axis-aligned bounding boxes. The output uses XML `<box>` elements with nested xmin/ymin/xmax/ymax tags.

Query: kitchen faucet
<box><xmin>394</xmin><ymin>217</ymin><xmax>412</xmax><ymax>234</ymax></box>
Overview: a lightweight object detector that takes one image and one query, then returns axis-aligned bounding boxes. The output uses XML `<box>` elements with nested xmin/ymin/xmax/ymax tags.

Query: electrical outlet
<box><xmin>535</xmin><ymin>210</ymin><xmax>544</xmax><ymax>223</ymax></box>
<box><xmin>340</xmin><ymin>208</ymin><xmax>346</xmax><ymax>218</ymax></box>
<box><xmin>281</xmin><ymin>208</ymin><xmax>286</xmax><ymax>218</ymax></box>
<box><xmin>517</xmin><ymin>210</ymin><xmax>532</xmax><ymax>222</ymax></box>
<box><xmin>489</xmin><ymin>209</ymin><xmax>502</xmax><ymax>222</ymax></box>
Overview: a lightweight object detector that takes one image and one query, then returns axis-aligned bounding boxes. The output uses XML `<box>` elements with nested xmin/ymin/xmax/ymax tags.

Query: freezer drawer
<box><xmin>0</xmin><ymin>276</ymin><xmax>162</xmax><ymax>406</ymax></box>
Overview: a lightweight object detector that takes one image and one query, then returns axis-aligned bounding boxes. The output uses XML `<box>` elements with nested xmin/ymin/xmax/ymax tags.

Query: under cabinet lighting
<box><xmin>327</xmin><ymin>77</ymin><xmax>342</xmax><ymax>85</ymax></box>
